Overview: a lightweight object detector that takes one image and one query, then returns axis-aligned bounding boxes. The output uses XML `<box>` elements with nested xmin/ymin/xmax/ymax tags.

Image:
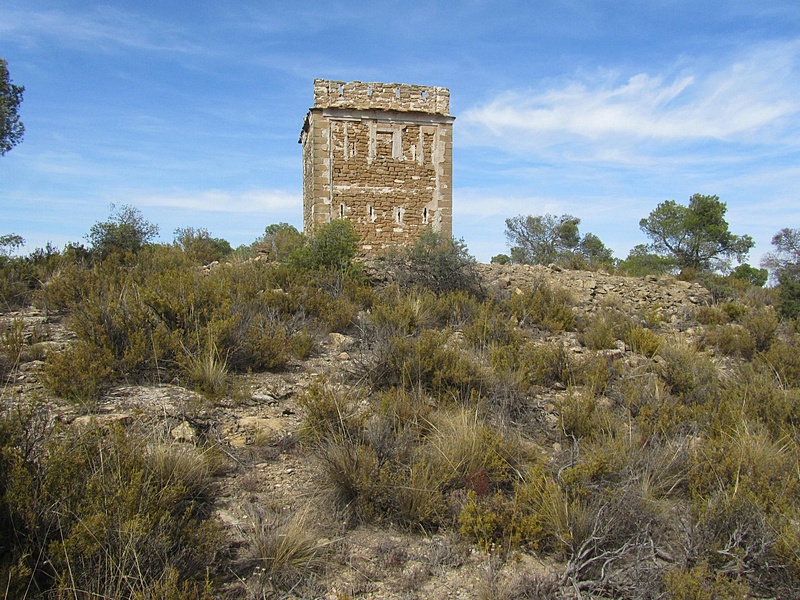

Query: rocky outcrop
<box><xmin>477</xmin><ymin>263</ymin><xmax>712</xmax><ymax>324</ymax></box>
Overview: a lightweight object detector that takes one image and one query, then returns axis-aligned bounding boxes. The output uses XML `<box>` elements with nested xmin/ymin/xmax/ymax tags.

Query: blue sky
<box><xmin>2</xmin><ymin>1</ymin><xmax>799</xmax><ymax>265</ymax></box>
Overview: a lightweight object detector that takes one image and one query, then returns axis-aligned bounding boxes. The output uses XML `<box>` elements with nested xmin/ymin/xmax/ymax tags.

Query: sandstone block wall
<box><xmin>300</xmin><ymin>79</ymin><xmax>454</xmax><ymax>253</ymax></box>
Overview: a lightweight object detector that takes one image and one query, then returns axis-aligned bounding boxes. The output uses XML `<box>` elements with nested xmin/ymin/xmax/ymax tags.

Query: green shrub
<box><xmin>695</xmin><ymin>305</ymin><xmax>731</xmax><ymax>326</ymax></box>
<box><xmin>38</xmin><ymin>245</ymin><xmax>365</xmax><ymax>391</ymax></box>
<box><xmin>289</xmin><ymin>219</ymin><xmax>360</xmax><ymax>274</ymax></box>
<box><xmin>578</xmin><ymin>313</ymin><xmax>618</xmax><ymax>350</ymax></box>
<box><xmin>369</xmin><ymin>287</ymin><xmax>436</xmax><ymax>336</ymax></box>
<box><xmin>619</xmin><ymin>375</ymin><xmax>699</xmax><ymax>440</ymax></box>
<box><xmin>254</xmin><ymin>223</ymin><xmax>305</xmax><ymax>262</ymax></box>
<box><xmin>459</xmin><ymin>489</ymin><xmax>542</xmax><ymax>551</ymax></box>
<box><xmin>42</xmin><ymin>341</ymin><xmax>115</xmax><ymax>404</ymax></box>
<box><xmin>526</xmin><ymin>342</ymin><xmax>573</xmax><ymax>387</ymax></box>
<box><xmin>463</xmin><ymin>301</ymin><xmax>520</xmax><ymax>351</ymax></box>
<box><xmin>571</xmin><ymin>353</ymin><xmax>619</xmax><ymax>396</ymax></box>
<box><xmin>664</xmin><ymin>563</ymin><xmax>751</xmax><ymax>599</ymax></box>
<box><xmin>656</xmin><ymin>343</ymin><xmax>719</xmax><ymax>405</ymax></box>
<box><xmin>489</xmin><ymin>340</ymin><xmax>572</xmax><ymax>391</ymax></box>
<box><xmin>86</xmin><ymin>204</ymin><xmax>160</xmax><ymax>258</ymax></box>
<box><xmin>776</xmin><ymin>275</ymin><xmax>800</xmax><ymax>320</ymax></box>
<box><xmin>0</xmin><ymin>317</ymin><xmax>25</xmax><ymax>379</ymax></box>
<box><xmin>432</xmin><ymin>290</ymin><xmax>481</xmax><ymax>328</ymax></box>
<box><xmin>388</xmin><ymin>229</ymin><xmax>481</xmax><ymax>295</ymax></box>
<box><xmin>702</xmin><ymin>323</ymin><xmax>756</xmax><ymax>359</ymax></box>
<box><xmin>720</xmin><ymin>301</ymin><xmax>749</xmax><ymax>321</ymax></box>
<box><xmin>759</xmin><ymin>337</ymin><xmax>800</xmax><ymax>388</ymax></box>
<box><xmin>506</xmin><ymin>280</ymin><xmax>575</xmax><ymax>333</ymax></box>
<box><xmin>291</xmin><ymin>328</ymin><xmax>315</xmax><ymax>359</ymax></box>
<box><xmin>742</xmin><ymin>306</ymin><xmax>778</xmax><ymax>352</ymax></box>
<box><xmin>720</xmin><ymin>363</ymin><xmax>800</xmax><ymax>437</ymax></box>
<box><xmin>376</xmin><ymin>329</ymin><xmax>487</xmax><ymax>401</ymax></box>
<box><xmin>623</xmin><ymin>326</ymin><xmax>663</xmax><ymax>357</ymax></box>
<box><xmin>1</xmin><ymin>244</ymin><xmax>66</xmax><ymax>310</ymax></box>
<box><xmin>173</xmin><ymin>226</ymin><xmax>232</xmax><ymax>264</ymax></box>
<box><xmin>234</xmin><ymin>311</ymin><xmax>292</xmax><ymax>370</ymax></box>
<box><xmin>557</xmin><ymin>391</ymin><xmax>606</xmax><ymax>439</ymax></box>
<box><xmin>0</xmin><ymin>413</ymin><xmax>222</xmax><ymax>597</ymax></box>
<box><xmin>294</xmin><ymin>282</ymin><xmax>360</xmax><ymax>333</ymax></box>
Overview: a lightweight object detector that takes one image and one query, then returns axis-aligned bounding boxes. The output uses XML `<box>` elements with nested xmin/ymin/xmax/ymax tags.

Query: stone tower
<box><xmin>300</xmin><ymin>79</ymin><xmax>454</xmax><ymax>253</ymax></box>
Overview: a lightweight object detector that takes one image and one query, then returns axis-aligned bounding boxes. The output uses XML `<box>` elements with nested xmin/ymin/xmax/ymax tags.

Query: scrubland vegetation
<box><xmin>2</xmin><ymin>207</ymin><xmax>800</xmax><ymax>598</ymax></box>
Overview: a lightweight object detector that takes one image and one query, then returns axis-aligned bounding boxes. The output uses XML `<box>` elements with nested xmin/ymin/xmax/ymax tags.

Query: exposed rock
<box><xmin>477</xmin><ymin>263</ymin><xmax>711</xmax><ymax>325</ymax></box>
<box><xmin>328</xmin><ymin>332</ymin><xmax>356</xmax><ymax>352</ymax></box>
<box><xmin>226</xmin><ymin>416</ymin><xmax>286</xmax><ymax>448</ymax></box>
<box><xmin>171</xmin><ymin>420</ymin><xmax>197</xmax><ymax>443</ymax></box>
<box><xmin>72</xmin><ymin>413</ymin><xmax>134</xmax><ymax>429</ymax></box>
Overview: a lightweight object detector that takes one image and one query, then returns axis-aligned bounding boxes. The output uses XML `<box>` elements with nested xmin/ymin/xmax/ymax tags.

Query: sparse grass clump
<box><xmin>245</xmin><ymin>505</ymin><xmax>326</xmax><ymax>595</ymax></box>
<box><xmin>181</xmin><ymin>342</ymin><xmax>230</xmax><ymax>397</ymax></box>
<box><xmin>306</xmin><ymin>384</ymin><xmax>526</xmax><ymax>532</ymax></box>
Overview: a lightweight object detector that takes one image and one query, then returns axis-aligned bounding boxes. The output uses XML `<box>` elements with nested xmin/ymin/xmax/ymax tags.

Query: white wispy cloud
<box><xmin>461</xmin><ymin>41</ymin><xmax>800</xmax><ymax>155</ymax></box>
<box><xmin>136</xmin><ymin>189</ymin><xmax>300</xmax><ymax>214</ymax></box>
<box><xmin>1</xmin><ymin>4</ymin><xmax>203</xmax><ymax>54</ymax></box>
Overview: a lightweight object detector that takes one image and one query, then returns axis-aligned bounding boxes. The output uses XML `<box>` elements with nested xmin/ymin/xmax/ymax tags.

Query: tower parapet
<box><xmin>312</xmin><ymin>79</ymin><xmax>450</xmax><ymax>115</ymax></box>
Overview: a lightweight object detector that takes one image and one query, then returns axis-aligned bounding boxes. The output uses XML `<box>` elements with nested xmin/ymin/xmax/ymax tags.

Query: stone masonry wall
<box><xmin>301</xmin><ymin>79</ymin><xmax>454</xmax><ymax>253</ymax></box>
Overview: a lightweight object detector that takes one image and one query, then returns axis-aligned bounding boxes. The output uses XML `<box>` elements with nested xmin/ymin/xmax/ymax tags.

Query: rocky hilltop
<box><xmin>477</xmin><ymin>263</ymin><xmax>711</xmax><ymax>321</ymax></box>
<box><xmin>4</xmin><ymin>260</ymin><xmax>794</xmax><ymax>600</ymax></box>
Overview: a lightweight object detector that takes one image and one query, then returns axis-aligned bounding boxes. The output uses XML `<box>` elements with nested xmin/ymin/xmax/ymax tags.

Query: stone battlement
<box><xmin>313</xmin><ymin>79</ymin><xmax>450</xmax><ymax>115</ymax></box>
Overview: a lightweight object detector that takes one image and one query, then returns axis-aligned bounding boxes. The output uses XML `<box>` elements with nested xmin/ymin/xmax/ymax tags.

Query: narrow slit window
<box><xmin>367</xmin><ymin>86</ymin><xmax>373</xmax><ymax>97</ymax></box>
<box><xmin>339</xmin><ymin>204</ymin><xmax>345</xmax><ymax>218</ymax></box>
<box><xmin>395</xmin><ymin>87</ymin><xmax>401</xmax><ymax>99</ymax></box>
<box><xmin>338</xmin><ymin>84</ymin><xmax>344</xmax><ymax>96</ymax></box>
<box><xmin>421</xmin><ymin>90</ymin><xmax>427</xmax><ymax>100</ymax></box>
<box><xmin>422</xmin><ymin>208</ymin><xmax>428</xmax><ymax>224</ymax></box>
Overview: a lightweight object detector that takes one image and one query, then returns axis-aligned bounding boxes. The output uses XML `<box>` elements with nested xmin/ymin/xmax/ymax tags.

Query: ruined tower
<box><xmin>300</xmin><ymin>79</ymin><xmax>454</xmax><ymax>253</ymax></box>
